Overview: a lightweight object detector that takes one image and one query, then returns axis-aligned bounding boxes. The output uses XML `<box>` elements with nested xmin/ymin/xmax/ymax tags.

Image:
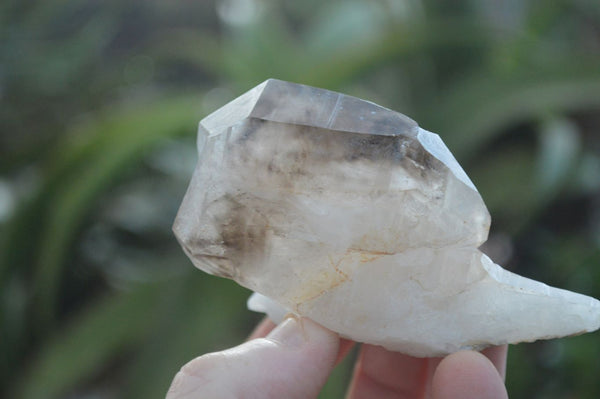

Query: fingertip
<box><xmin>167</xmin><ymin>317</ymin><xmax>340</xmax><ymax>399</ymax></box>
<box><xmin>432</xmin><ymin>351</ymin><xmax>508</xmax><ymax>399</ymax></box>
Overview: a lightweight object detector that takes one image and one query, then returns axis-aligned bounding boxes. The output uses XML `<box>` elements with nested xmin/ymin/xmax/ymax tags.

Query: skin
<box><xmin>167</xmin><ymin>317</ymin><xmax>508</xmax><ymax>399</ymax></box>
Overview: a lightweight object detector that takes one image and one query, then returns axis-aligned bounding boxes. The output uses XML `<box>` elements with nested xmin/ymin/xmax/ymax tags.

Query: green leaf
<box><xmin>301</xmin><ymin>18</ymin><xmax>494</xmax><ymax>90</ymax></box>
<box><xmin>122</xmin><ymin>275</ymin><xmax>255</xmax><ymax>399</ymax></box>
<box><xmin>423</xmin><ymin>65</ymin><xmax>600</xmax><ymax>161</ymax></box>
<box><xmin>12</xmin><ymin>279</ymin><xmax>167</xmax><ymax>399</ymax></box>
<box><xmin>0</xmin><ymin>96</ymin><xmax>202</xmax><ymax>382</ymax></box>
<box><xmin>535</xmin><ymin>116</ymin><xmax>581</xmax><ymax>197</ymax></box>
<box><xmin>30</xmin><ymin>97</ymin><xmax>201</xmax><ymax>329</ymax></box>
<box><xmin>469</xmin><ymin>143</ymin><xmax>539</xmax><ymax>234</ymax></box>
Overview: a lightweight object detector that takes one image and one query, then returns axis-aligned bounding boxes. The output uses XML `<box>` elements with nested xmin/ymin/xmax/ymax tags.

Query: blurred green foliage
<box><xmin>1</xmin><ymin>0</ymin><xmax>600</xmax><ymax>398</ymax></box>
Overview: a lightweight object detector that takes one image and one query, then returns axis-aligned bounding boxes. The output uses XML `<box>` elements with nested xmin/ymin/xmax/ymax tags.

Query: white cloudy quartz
<box><xmin>173</xmin><ymin>79</ymin><xmax>600</xmax><ymax>357</ymax></box>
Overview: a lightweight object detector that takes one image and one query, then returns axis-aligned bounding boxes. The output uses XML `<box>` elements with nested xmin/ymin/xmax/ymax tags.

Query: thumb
<box><xmin>166</xmin><ymin>317</ymin><xmax>340</xmax><ymax>399</ymax></box>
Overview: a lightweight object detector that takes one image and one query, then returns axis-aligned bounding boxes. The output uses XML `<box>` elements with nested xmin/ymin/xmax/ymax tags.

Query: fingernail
<box><xmin>267</xmin><ymin>316</ymin><xmax>307</xmax><ymax>349</ymax></box>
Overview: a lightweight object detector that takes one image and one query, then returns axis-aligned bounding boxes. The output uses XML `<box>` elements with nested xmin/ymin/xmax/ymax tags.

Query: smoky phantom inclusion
<box><xmin>173</xmin><ymin>79</ymin><xmax>600</xmax><ymax>357</ymax></box>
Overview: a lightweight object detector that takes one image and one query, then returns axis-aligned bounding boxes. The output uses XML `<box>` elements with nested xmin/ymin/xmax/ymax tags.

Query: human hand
<box><xmin>166</xmin><ymin>317</ymin><xmax>508</xmax><ymax>399</ymax></box>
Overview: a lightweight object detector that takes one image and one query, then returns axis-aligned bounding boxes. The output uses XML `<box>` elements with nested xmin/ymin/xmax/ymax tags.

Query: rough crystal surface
<box><xmin>173</xmin><ymin>79</ymin><xmax>600</xmax><ymax>357</ymax></box>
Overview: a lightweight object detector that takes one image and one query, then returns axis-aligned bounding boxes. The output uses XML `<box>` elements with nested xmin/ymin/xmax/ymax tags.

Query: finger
<box><xmin>481</xmin><ymin>345</ymin><xmax>508</xmax><ymax>380</ymax></box>
<box><xmin>345</xmin><ymin>344</ymin><xmax>432</xmax><ymax>399</ymax></box>
<box><xmin>248</xmin><ymin>317</ymin><xmax>353</xmax><ymax>365</ymax></box>
<box><xmin>247</xmin><ymin>317</ymin><xmax>277</xmax><ymax>340</ymax></box>
<box><xmin>420</xmin><ymin>345</ymin><xmax>508</xmax><ymax>397</ymax></box>
<box><xmin>167</xmin><ymin>317</ymin><xmax>339</xmax><ymax>399</ymax></box>
<box><xmin>431</xmin><ymin>350</ymin><xmax>508</xmax><ymax>399</ymax></box>
<box><xmin>335</xmin><ymin>338</ymin><xmax>355</xmax><ymax>365</ymax></box>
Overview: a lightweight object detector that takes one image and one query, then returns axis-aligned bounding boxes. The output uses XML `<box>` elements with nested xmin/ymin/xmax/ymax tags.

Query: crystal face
<box><xmin>173</xmin><ymin>79</ymin><xmax>600</xmax><ymax>357</ymax></box>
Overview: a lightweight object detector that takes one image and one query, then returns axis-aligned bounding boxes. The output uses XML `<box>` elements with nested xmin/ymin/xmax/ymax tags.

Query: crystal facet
<box><xmin>173</xmin><ymin>79</ymin><xmax>600</xmax><ymax>357</ymax></box>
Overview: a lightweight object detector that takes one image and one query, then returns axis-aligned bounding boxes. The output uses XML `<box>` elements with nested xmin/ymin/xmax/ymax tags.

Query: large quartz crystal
<box><xmin>173</xmin><ymin>79</ymin><xmax>600</xmax><ymax>357</ymax></box>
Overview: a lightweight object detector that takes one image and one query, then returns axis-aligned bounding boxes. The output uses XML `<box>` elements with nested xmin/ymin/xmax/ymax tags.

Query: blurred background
<box><xmin>1</xmin><ymin>0</ymin><xmax>600</xmax><ymax>397</ymax></box>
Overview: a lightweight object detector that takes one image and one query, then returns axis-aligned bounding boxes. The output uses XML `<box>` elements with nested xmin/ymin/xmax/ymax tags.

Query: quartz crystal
<box><xmin>173</xmin><ymin>79</ymin><xmax>600</xmax><ymax>357</ymax></box>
